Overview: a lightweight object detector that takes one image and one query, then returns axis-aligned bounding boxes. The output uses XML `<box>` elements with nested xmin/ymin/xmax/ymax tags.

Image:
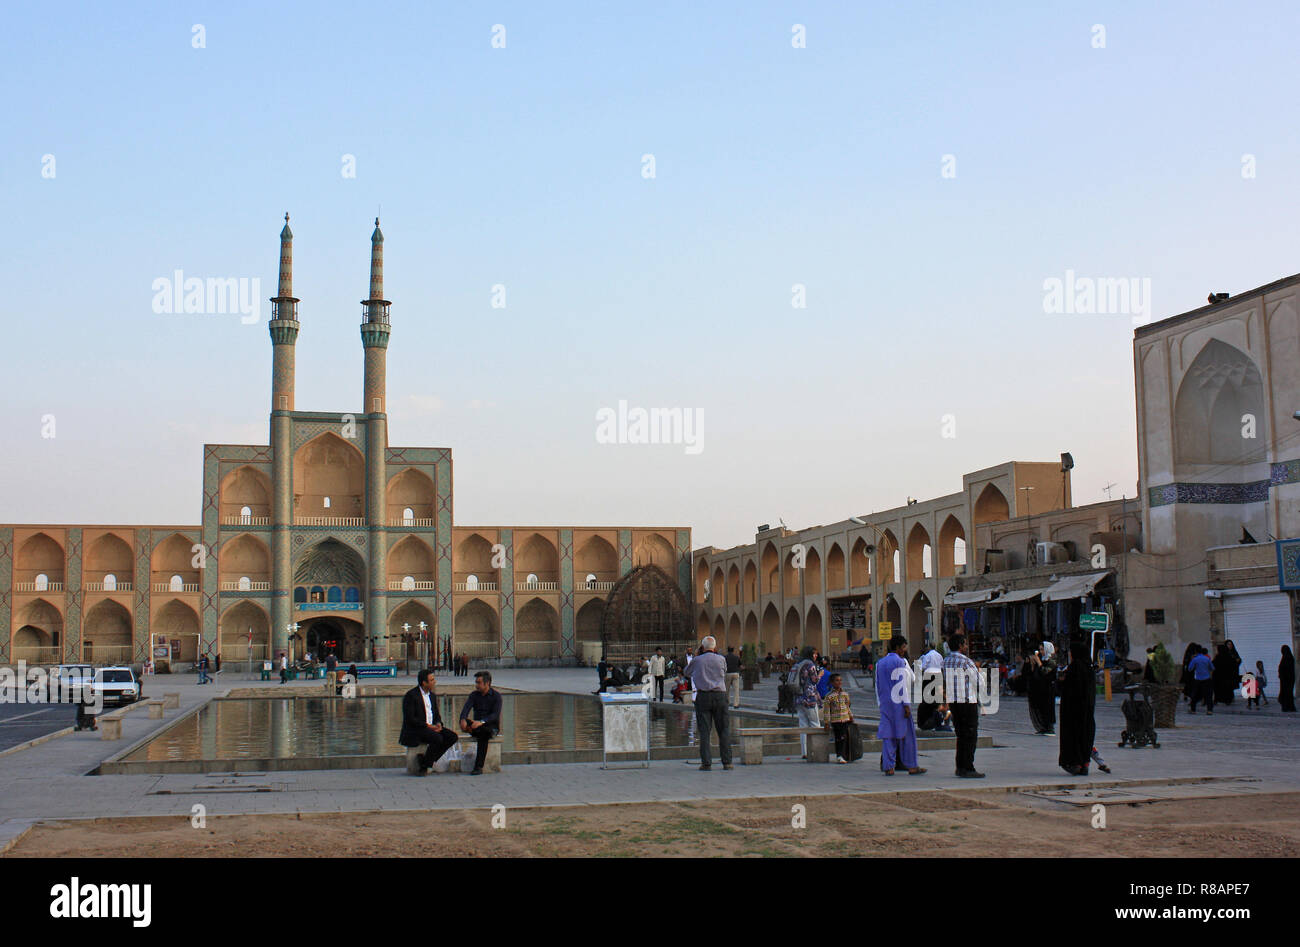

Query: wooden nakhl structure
<box><xmin>598</xmin><ymin>564</ymin><xmax>694</xmax><ymax>665</ymax></box>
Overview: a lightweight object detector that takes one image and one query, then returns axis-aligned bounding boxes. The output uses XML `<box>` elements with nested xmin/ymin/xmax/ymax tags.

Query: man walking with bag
<box><xmin>648</xmin><ymin>647</ymin><xmax>667</xmax><ymax>701</ymax></box>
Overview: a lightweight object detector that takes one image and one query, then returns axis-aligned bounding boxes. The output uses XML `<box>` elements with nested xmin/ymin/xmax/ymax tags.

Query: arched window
<box><xmin>240</xmin><ymin>505</ymin><xmax>252</xmax><ymax>520</ymax></box>
<box><xmin>170</xmin><ymin>574</ymin><xmax>183</xmax><ymax>591</ymax></box>
<box><xmin>311</xmin><ymin>586</ymin><xmax>324</xmax><ymax>603</ymax></box>
<box><xmin>345</xmin><ymin>587</ymin><xmax>360</xmax><ymax>603</ymax></box>
<box><xmin>465</xmin><ymin>574</ymin><xmax>479</xmax><ymax>590</ymax></box>
<box><xmin>34</xmin><ymin>573</ymin><xmax>48</xmax><ymax>591</ymax></box>
<box><xmin>402</xmin><ymin>575</ymin><xmax>415</xmax><ymax>591</ymax></box>
<box><xmin>327</xmin><ymin>586</ymin><xmax>342</xmax><ymax>603</ymax></box>
<box><xmin>586</xmin><ymin>573</ymin><xmax>597</xmax><ymax>588</ymax></box>
<box><xmin>294</xmin><ymin>587</ymin><xmax>307</xmax><ymax>603</ymax></box>
<box><xmin>526</xmin><ymin>573</ymin><xmax>539</xmax><ymax>586</ymax></box>
<box><xmin>103</xmin><ymin>573</ymin><xmax>117</xmax><ymax>591</ymax></box>
<box><xmin>323</xmin><ymin>496</ymin><xmax>331</xmax><ymax>509</ymax></box>
<box><xmin>238</xmin><ymin>576</ymin><xmax>251</xmax><ymax>591</ymax></box>
<box><xmin>403</xmin><ymin>507</ymin><xmax>414</xmax><ymax>523</ymax></box>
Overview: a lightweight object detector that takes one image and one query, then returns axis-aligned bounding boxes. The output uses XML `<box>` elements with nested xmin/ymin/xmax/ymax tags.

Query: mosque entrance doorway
<box><xmin>305</xmin><ymin>618</ymin><xmax>365</xmax><ymax>663</ymax></box>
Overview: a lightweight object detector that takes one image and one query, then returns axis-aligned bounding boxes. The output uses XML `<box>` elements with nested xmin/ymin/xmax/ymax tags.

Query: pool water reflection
<box><xmin>122</xmin><ymin>693</ymin><xmax>795</xmax><ymax>763</ymax></box>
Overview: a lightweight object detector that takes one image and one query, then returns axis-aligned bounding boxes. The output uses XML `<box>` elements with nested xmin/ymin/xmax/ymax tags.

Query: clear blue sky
<box><xmin>2</xmin><ymin>1</ymin><xmax>1297</xmax><ymax>547</ymax></box>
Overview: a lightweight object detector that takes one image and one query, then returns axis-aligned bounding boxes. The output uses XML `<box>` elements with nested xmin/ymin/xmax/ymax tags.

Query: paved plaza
<box><xmin>0</xmin><ymin>667</ymin><xmax>1295</xmax><ymax>853</ymax></box>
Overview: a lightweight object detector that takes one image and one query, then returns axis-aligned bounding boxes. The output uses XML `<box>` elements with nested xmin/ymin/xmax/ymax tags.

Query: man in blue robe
<box><xmin>875</xmin><ymin>635</ymin><xmax>926</xmax><ymax>775</ymax></box>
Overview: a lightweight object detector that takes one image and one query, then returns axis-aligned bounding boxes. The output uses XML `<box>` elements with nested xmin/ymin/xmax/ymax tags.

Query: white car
<box><xmin>52</xmin><ymin>665</ymin><xmax>94</xmax><ymax>702</ymax></box>
<box><xmin>93</xmin><ymin>667</ymin><xmax>141</xmax><ymax>706</ymax></box>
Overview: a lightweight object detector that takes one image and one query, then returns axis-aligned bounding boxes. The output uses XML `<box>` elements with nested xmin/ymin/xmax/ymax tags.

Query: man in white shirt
<box><xmin>647</xmin><ymin>648</ymin><xmax>667</xmax><ymax>701</ymax></box>
<box><xmin>400</xmin><ymin>668</ymin><xmax>457</xmax><ymax>775</ymax></box>
<box><xmin>917</xmin><ymin>643</ymin><xmax>947</xmax><ymax>730</ymax></box>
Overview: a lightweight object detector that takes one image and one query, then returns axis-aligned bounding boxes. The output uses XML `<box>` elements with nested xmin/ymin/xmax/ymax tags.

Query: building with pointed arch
<box><xmin>693</xmin><ymin>274</ymin><xmax>1300</xmax><ymax>673</ymax></box>
<box><xmin>0</xmin><ymin>218</ymin><xmax>691</xmax><ymax>668</ymax></box>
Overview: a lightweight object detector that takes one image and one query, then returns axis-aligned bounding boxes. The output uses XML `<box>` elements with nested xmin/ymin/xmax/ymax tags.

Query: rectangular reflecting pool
<box><xmin>103</xmin><ymin>693</ymin><xmax>798</xmax><ymax>773</ymax></box>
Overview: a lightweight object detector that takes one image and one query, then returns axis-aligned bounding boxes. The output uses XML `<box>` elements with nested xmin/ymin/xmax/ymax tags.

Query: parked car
<box><xmin>53</xmin><ymin>664</ymin><xmax>94</xmax><ymax>702</ymax></box>
<box><xmin>93</xmin><ymin>667</ymin><xmax>141</xmax><ymax>706</ymax></box>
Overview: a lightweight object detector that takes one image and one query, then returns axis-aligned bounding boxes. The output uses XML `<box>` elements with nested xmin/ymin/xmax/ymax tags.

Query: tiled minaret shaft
<box><xmin>361</xmin><ymin>219</ymin><xmax>391</xmax><ymax>659</ymax></box>
<box><xmin>269</xmin><ymin>213</ymin><xmax>299</xmax><ymax>657</ymax></box>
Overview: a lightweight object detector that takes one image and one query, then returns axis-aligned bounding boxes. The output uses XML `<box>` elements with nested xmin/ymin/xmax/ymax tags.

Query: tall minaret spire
<box><xmin>368</xmin><ymin>217</ymin><xmax>384</xmax><ymax>301</ymax></box>
<box><xmin>268</xmin><ymin>212</ymin><xmax>301</xmax><ymax>663</ymax></box>
<box><xmin>360</xmin><ymin>217</ymin><xmax>391</xmax><ymax>661</ymax></box>
<box><xmin>269</xmin><ymin>212</ymin><xmax>300</xmax><ymax>411</ymax></box>
<box><xmin>360</xmin><ymin>216</ymin><xmax>391</xmax><ymax>414</ymax></box>
<box><xmin>277</xmin><ymin>212</ymin><xmax>294</xmax><ymax>296</ymax></box>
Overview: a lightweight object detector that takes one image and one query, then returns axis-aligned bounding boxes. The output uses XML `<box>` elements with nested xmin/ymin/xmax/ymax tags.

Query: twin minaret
<box><xmin>266</xmin><ymin>215</ymin><xmax>394</xmax><ymax>660</ymax></box>
<box><xmin>268</xmin><ymin>214</ymin><xmax>391</xmax><ymax>417</ymax></box>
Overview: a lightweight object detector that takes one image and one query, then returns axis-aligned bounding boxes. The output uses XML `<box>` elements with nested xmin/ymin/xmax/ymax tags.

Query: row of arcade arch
<box><xmin>697</xmin><ymin>591</ymin><xmax>935</xmax><ymax>655</ymax></box>
<box><xmin>694</xmin><ymin>504</ymin><xmax>994</xmax><ymax>607</ymax></box>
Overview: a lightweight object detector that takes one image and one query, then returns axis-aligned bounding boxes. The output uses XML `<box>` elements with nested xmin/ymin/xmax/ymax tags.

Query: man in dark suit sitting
<box><xmin>400</xmin><ymin>668</ymin><xmax>458</xmax><ymax>775</ymax></box>
<box><xmin>459</xmin><ymin>671</ymin><xmax>503</xmax><ymax>776</ymax></box>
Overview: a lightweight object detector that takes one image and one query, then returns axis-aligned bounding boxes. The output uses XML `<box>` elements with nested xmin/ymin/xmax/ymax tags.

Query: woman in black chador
<box><xmin>1279</xmin><ymin>645</ymin><xmax>1297</xmax><ymax>713</ymax></box>
<box><xmin>1212</xmin><ymin>641</ymin><xmax>1241</xmax><ymax>705</ymax></box>
<box><xmin>1024</xmin><ymin>644</ymin><xmax>1055</xmax><ymax>735</ymax></box>
<box><xmin>1058</xmin><ymin>636</ymin><xmax>1096</xmax><ymax>776</ymax></box>
<box><xmin>1180</xmin><ymin>642</ymin><xmax>1198</xmax><ymax>701</ymax></box>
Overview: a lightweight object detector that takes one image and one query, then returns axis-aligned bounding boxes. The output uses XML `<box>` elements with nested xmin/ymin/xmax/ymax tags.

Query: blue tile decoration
<box><xmin>1277</xmin><ymin>539</ymin><xmax>1300</xmax><ymax>590</ymax></box>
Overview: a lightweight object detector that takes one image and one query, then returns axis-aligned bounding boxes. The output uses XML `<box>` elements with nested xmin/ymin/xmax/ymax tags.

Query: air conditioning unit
<box><xmin>1036</xmin><ymin>542</ymin><xmax>1070</xmax><ymax>565</ymax></box>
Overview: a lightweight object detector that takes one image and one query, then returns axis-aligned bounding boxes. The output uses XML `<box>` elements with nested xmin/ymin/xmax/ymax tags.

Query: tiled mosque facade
<box><xmin>0</xmin><ymin>218</ymin><xmax>690</xmax><ymax>668</ymax></box>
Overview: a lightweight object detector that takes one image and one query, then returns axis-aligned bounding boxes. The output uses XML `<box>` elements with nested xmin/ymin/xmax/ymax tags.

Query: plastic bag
<box><xmin>432</xmin><ymin>741</ymin><xmax>460</xmax><ymax>774</ymax></box>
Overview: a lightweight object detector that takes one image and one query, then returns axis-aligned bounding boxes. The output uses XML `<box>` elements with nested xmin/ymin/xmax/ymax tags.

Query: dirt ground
<box><xmin>10</xmin><ymin>788</ymin><xmax>1300</xmax><ymax>857</ymax></box>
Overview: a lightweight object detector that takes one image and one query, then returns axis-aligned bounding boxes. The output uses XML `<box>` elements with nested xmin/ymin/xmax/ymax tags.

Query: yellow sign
<box><xmin>877</xmin><ymin>622</ymin><xmax>893</xmax><ymax>640</ymax></box>
<box><xmin>830</xmin><ymin>637</ymin><xmax>840</xmax><ymax>647</ymax></box>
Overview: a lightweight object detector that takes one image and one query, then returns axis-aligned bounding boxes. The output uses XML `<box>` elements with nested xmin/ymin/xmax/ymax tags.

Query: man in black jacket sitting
<box><xmin>400</xmin><ymin>668</ymin><xmax>458</xmax><ymax>775</ymax></box>
<box><xmin>459</xmin><ymin>671</ymin><xmax>503</xmax><ymax>775</ymax></box>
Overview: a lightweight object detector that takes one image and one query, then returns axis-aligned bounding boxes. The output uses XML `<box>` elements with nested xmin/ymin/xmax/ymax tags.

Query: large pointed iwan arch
<box><xmin>598</xmin><ymin>564</ymin><xmax>693</xmax><ymax>663</ymax></box>
<box><xmin>1174</xmin><ymin>339</ymin><xmax>1267</xmax><ymax>468</ymax></box>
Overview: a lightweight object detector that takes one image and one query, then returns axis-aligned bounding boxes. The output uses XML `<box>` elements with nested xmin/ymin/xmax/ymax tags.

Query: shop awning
<box><xmin>943</xmin><ymin>587</ymin><xmax>1002</xmax><ymax>606</ymax></box>
<box><xmin>996</xmin><ymin>586</ymin><xmax>1049</xmax><ymax>604</ymax></box>
<box><xmin>1041</xmin><ymin>571</ymin><xmax>1113</xmax><ymax>603</ymax></box>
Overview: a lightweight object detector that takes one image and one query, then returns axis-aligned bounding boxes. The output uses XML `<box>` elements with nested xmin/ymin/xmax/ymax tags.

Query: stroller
<box><xmin>775</xmin><ymin>672</ymin><xmax>798</xmax><ymax>714</ymax></box>
<box><xmin>1117</xmin><ymin>685</ymin><xmax>1160</xmax><ymax>749</ymax></box>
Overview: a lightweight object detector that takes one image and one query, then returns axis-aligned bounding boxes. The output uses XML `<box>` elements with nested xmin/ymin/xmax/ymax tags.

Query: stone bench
<box><xmin>457</xmin><ymin>734</ymin><xmax>502</xmax><ymax>773</ymax></box>
<box><xmin>403</xmin><ymin>735</ymin><xmax>502</xmax><ymax>774</ymax></box>
<box><xmin>738</xmin><ymin>727</ymin><xmax>828</xmax><ymax>765</ymax></box>
<box><xmin>147</xmin><ymin>699</ymin><xmax>165</xmax><ymax>719</ymax></box>
<box><xmin>163</xmin><ymin>692</ymin><xmax>180</xmax><ymax>709</ymax></box>
<box><xmin>99</xmin><ymin>716</ymin><xmax>123</xmax><ymax>740</ymax></box>
<box><xmin>405</xmin><ymin>744</ymin><xmax>431</xmax><ymax>774</ymax></box>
